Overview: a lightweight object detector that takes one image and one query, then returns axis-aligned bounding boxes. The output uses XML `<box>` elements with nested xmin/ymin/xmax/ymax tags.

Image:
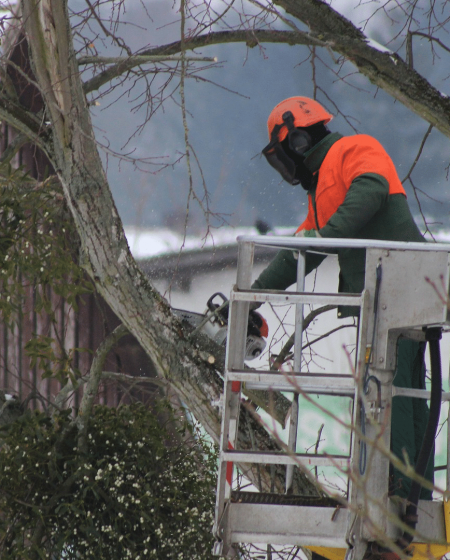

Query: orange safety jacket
<box><xmin>252</xmin><ymin>132</ymin><xmax>424</xmax><ymax>305</ymax></box>
<box><xmin>295</xmin><ymin>134</ymin><xmax>406</xmax><ymax>233</ymax></box>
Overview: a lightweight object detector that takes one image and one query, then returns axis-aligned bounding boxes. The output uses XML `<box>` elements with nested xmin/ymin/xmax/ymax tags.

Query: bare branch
<box><xmin>78</xmin><ymin>54</ymin><xmax>217</xmax><ymax>65</ymax></box>
<box><xmin>272</xmin><ymin>305</ymin><xmax>338</xmax><ymax>370</ymax></box>
<box><xmin>274</xmin><ymin>0</ymin><xmax>450</xmax><ymax>138</ymax></box>
<box><xmin>0</xmin><ymin>94</ymin><xmax>48</xmax><ymax>151</ymax></box>
<box><xmin>410</xmin><ymin>31</ymin><xmax>450</xmax><ymax>55</ymax></box>
<box><xmin>82</xmin><ymin>29</ymin><xmax>325</xmax><ymax>94</ymax></box>
<box><xmin>0</xmin><ymin>131</ymin><xmax>28</xmax><ymax>163</ymax></box>
<box><xmin>401</xmin><ymin>124</ymin><xmax>434</xmax><ymax>184</ymax></box>
<box><xmin>84</xmin><ymin>0</ymin><xmax>132</xmax><ymax>56</ymax></box>
<box><xmin>244</xmin><ymin>305</ymin><xmax>350</xmax><ymax>428</ymax></box>
<box><xmin>76</xmin><ymin>323</ymin><xmax>129</xmax><ymax>452</ymax></box>
<box><xmin>101</xmin><ymin>370</ymin><xmax>168</xmax><ymax>388</ymax></box>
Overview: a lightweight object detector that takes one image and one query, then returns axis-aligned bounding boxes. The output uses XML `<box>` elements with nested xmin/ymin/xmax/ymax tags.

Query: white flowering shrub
<box><xmin>0</xmin><ymin>403</ymin><xmax>217</xmax><ymax>559</ymax></box>
<box><xmin>0</xmin><ymin>164</ymin><xmax>92</xmax><ymax>384</ymax></box>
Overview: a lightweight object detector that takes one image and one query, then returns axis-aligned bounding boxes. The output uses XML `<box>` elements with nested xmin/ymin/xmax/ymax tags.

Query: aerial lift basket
<box><xmin>213</xmin><ymin>236</ymin><xmax>450</xmax><ymax>560</ymax></box>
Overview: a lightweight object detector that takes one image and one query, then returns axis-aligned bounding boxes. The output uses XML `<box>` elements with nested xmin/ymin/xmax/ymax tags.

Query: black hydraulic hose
<box><xmin>360</xmin><ymin>263</ymin><xmax>383</xmax><ymax>475</ymax></box>
<box><xmin>396</xmin><ymin>327</ymin><xmax>442</xmax><ymax>550</ymax></box>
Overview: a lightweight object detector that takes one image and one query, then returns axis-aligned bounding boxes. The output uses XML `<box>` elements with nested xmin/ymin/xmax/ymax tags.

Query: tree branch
<box><xmin>101</xmin><ymin>370</ymin><xmax>169</xmax><ymax>388</ymax></box>
<box><xmin>274</xmin><ymin>0</ymin><xmax>450</xmax><ymax>138</ymax></box>
<box><xmin>78</xmin><ymin>54</ymin><xmax>217</xmax><ymax>65</ymax></box>
<box><xmin>0</xmin><ymin>94</ymin><xmax>49</xmax><ymax>151</ymax></box>
<box><xmin>82</xmin><ymin>29</ymin><xmax>325</xmax><ymax>94</ymax></box>
<box><xmin>0</xmin><ymin>131</ymin><xmax>28</xmax><ymax>164</ymax></box>
<box><xmin>272</xmin><ymin>305</ymin><xmax>338</xmax><ymax>370</ymax></box>
<box><xmin>409</xmin><ymin>31</ymin><xmax>450</xmax><ymax>55</ymax></box>
<box><xmin>244</xmin><ymin>305</ymin><xmax>340</xmax><ymax>427</ymax></box>
<box><xmin>81</xmin><ymin>6</ymin><xmax>450</xmax><ymax>140</ymax></box>
<box><xmin>16</xmin><ymin>0</ymin><xmax>331</xmax><ymax>499</ymax></box>
<box><xmin>0</xmin><ymin>133</ymin><xmax>29</xmax><ymax>164</ymax></box>
<box><xmin>401</xmin><ymin>124</ymin><xmax>434</xmax><ymax>183</ymax></box>
<box><xmin>53</xmin><ymin>375</ymin><xmax>86</xmax><ymax>411</ymax></box>
<box><xmin>76</xmin><ymin>323</ymin><xmax>128</xmax><ymax>452</ymax></box>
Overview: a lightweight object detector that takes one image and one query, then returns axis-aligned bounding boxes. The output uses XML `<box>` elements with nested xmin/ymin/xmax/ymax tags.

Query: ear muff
<box><xmin>288</xmin><ymin>128</ymin><xmax>312</xmax><ymax>156</ymax></box>
<box><xmin>282</xmin><ymin>111</ymin><xmax>313</xmax><ymax>156</ymax></box>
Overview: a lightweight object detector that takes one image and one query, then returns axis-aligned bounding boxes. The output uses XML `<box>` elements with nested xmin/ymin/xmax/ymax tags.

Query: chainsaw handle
<box><xmin>206</xmin><ymin>292</ymin><xmax>228</xmax><ymax>313</ymax></box>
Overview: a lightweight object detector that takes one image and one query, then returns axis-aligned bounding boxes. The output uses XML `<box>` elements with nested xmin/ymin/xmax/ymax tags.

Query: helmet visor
<box><xmin>262</xmin><ymin>142</ymin><xmax>300</xmax><ymax>185</ymax></box>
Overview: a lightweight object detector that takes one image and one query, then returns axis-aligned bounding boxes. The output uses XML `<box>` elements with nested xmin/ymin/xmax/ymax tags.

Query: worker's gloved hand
<box><xmin>247</xmin><ymin>310</ymin><xmax>269</xmax><ymax>339</ymax></box>
<box><xmin>295</xmin><ymin>228</ymin><xmax>321</xmax><ymax>238</ymax></box>
<box><xmin>249</xmin><ymin>300</ymin><xmax>262</xmax><ymax>311</ymax></box>
<box><xmin>293</xmin><ymin>229</ymin><xmax>321</xmax><ymax>259</ymax></box>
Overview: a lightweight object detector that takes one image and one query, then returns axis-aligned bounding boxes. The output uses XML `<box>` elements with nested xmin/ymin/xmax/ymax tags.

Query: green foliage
<box><xmin>0</xmin><ymin>164</ymin><xmax>92</xmax><ymax>312</ymax></box>
<box><xmin>0</xmin><ymin>402</ymin><xmax>217</xmax><ymax>559</ymax></box>
<box><xmin>23</xmin><ymin>336</ymin><xmax>88</xmax><ymax>383</ymax></box>
<box><xmin>0</xmin><ymin>163</ymin><xmax>93</xmax><ymax>382</ymax></box>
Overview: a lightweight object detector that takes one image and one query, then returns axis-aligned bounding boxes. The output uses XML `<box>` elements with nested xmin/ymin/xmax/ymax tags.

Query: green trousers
<box><xmin>390</xmin><ymin>338</ymin><xmax>434</xmax><ymax>500</ymax></box>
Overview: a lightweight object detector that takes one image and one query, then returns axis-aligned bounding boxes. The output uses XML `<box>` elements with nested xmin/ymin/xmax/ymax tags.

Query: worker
<box><xmin>252</xmin><ymin>96</ymin><xmax>433</xmax><ymax>500</ymax></box>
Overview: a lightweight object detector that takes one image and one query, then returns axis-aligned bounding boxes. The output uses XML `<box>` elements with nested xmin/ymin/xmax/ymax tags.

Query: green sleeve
<box><xmin>319</xmin><ymin>173</ymin><xmax>389</xmax><ymax>238</ymax></box>
<box><xmin>251</xmin><ymin>248</ymin><xmax>326</xmax><ymax>291</ymax></box>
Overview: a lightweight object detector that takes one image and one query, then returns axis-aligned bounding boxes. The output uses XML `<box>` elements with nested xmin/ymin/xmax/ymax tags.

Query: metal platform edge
<box><xmin>223</xmin><ymin>500</ymin><xmax>447</xmax><ymax>549</ymax></box>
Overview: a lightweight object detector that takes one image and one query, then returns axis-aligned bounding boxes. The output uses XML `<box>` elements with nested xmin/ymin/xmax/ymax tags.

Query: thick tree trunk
<box><xmin>21</xmin><ymin>0</ymin><xmax>222</xmax><ymax>436</ymax></box>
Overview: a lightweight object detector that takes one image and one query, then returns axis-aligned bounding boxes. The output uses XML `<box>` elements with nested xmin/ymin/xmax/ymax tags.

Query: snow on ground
<box><xmin>124</xmin><ymin>225</ymin><xmax>293</xmax><ymax>259</ymax></box>
<box><xmin>427</xmin><ymin>230</ymin><xmax>450</xmax><ymax>242</ymax></box>
<box><xmin>125</xmin><ymin>225</ymin><xmax>450</xmax><ymax>260</ymax></box>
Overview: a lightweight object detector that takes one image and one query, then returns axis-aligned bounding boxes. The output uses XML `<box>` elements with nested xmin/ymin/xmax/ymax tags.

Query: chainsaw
<box><xmin>173</xmin><ymin>292</ymin><xmax>267</xmax><ymax>361</ymax></box>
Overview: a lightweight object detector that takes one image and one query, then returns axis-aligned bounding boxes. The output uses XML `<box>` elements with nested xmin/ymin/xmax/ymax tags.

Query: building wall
<box><xmin>0</xmin><ymin>34</ymin><xmax>161</xmax><ymax>408</ymax></box>
<box><xmin>0</xmin><ymin>285</ymin><xmax>159</xmax><ymax>409</ymax></box>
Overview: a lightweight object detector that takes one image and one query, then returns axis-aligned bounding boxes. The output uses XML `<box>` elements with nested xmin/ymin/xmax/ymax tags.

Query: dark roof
<box><xmin>138</xmin><ymin>243</ymin><xmax>277</xmax><ymax>290</ymax></box>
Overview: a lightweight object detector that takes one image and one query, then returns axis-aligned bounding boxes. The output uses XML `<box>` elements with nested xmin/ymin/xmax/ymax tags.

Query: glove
<box><xmin>293</xmin><ymin>229</ymin><xmax>321</xmax><ymax>259</ymax></box>
<box><xmin>247</xmin><ymin>310</ymin><xmax>269</xmax><ymax>338</ymax></box>
<box><xmin>295</xmin><ymin>228</ymin><xmax>321</xmax><ymax>238</ymax></box>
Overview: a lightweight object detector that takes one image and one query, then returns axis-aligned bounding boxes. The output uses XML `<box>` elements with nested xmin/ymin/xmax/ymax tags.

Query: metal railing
<box><xmin>214</xmin><ymin>235</ymin><xmax>450</xmax><ymax>558</ymax></box>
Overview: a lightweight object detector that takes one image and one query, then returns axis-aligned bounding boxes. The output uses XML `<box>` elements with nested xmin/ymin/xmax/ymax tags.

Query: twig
<box><xmin>401</xmin><ymin>124</ymin><xmax>433</xmax><ymax>183</ymax></box>
<box><xmin>84</xmin><ymin>0</ymin><xmax>132</xmax><ymax>55</ymax></box>
<box><xmin>302</xmin><ymin>323</ymin><xmax>355</xmax><ymax>351</ymax></box>
<box><xmin>409</xmin><ymin>31</ymin><xmax>450</xmax><ymax>55</ymax></box>
<box><xmin>271</xmin><ymin>305</ymin><xmax>337</xmax><ymax>370</ymax></box>
<box><xmin>314</xmin><ymin>423</ymin><xmax>324</xmax><ymax>479</ymax></box>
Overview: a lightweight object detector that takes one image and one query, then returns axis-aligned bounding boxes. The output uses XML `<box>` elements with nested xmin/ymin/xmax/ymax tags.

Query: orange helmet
<box><xmin>267</xmin><ymin>97</ymin><xmax>333</xmax><ymax>142</ymax></box>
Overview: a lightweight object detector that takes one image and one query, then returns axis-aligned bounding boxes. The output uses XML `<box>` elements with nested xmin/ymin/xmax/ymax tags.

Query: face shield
<box><xmin>262</xmin><ymin>111</ymin><xmax>312</xmax><ymax>185</ymax></box>
<box><xmin>262</xmin><ymin>141</ymin><xmax>299</xmax><ymax>185</ymax></box>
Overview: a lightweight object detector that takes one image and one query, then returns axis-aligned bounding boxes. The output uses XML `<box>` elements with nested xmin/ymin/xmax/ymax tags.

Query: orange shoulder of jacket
<box><xmin>324</xmin><ymin>134</ymin><xmax>406</xmax><ymax>196</ymax></box>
